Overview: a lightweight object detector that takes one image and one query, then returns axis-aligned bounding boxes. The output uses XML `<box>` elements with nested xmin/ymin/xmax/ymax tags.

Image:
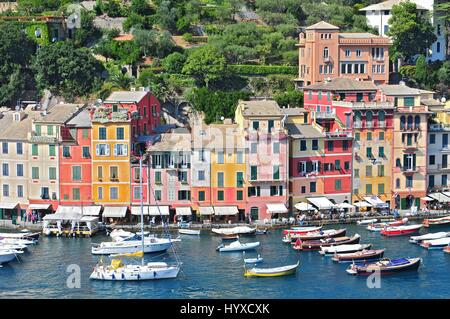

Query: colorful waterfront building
<box><xmin>378</xmin><ymin>84</ymin><xmax>431</xmax><ymax>210</ymax></box>
<box><xmin>147</xmin><ymin>129</ymin><xmax>192</xmax><ymax>221</ymax></box>
<box><xmin>295</xmin><ymin>21</ymin><xmax>391</xmax><ymax>88</ymax></box>
<box><xmin>0</xmin><ymin>107</ymin><xmax>36</xmax><ymax>223</ymax></box>
<box><xmin>59</xmin><ymin>109</ymin><xmax>94</xmax><ymax>208</ymax></box>
<box><xmin>27</xmin><ymin>103</ymin><xmax>84</xmax><ymax>218</ymax></box>
<box><xmin>235</xmin><ymin>100</ymin><xmax>289</xmax><ymax>221</ymax></box>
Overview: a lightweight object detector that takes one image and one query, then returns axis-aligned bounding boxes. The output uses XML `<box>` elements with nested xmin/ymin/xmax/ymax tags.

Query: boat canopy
<box><xmin>428</xmin><ymin>192</ymin><xmax>450</xmax><ymax>203</ymax></box>
<box><xmin>364</xmin><ymin>196</ymin><xmax>388</xmax><ymax>208</ymax></box>
<box><xmin>306</xmin><ymin>197</ymin><xmax>335</xmax><ymax>210</ymax></box>
<box><xmin>214</xmin><ymin>206</ymin><xmax>239</xmax><ymax>215</ymax></box>
<box><xmin>0</xmin><ymin>202</ymin><xmax>18</xmax><ymax>209</ymax></box>
<box><xmin>82</xmin><ymin>205</ymin><xmax>102</xmax><ymax>216</ymax></box>
<box><xmin>148</xmin><ymin>205</ymin><xmax>170</xmax><ymax>216</ymax></box>
<box><xmin>103</xmin><ymin>206</ymin><xmax>128</xmax><ymax>218</ymax></box>
<box><xmin>28</xmin><ymin>204</ymin><xmax>51</xmax><ymax>210</ymax></box>
<box><xmin>131</xmin><ymin>205</ymin><xmax>150</xmax><ymax>216</ymax></box>
<box><xmin>294</xmin><ymin>202</ymin><xmax>317</xmax><ymax>212</ymax></box>
<box><xmin>175</xmin><ymin>207</ymin><xmax>192</xmax><ymax>216</ymax></box>
<box><xmin>199</xmin><ymin>206</ymin><xmax>214</xmax><ymax>215</ymax></box>
<box><xmin>353</xmin><ymin>201</ymin><xmax>373</xmax><ymax>208</ymax></box>
<box><xmin>266</xmin><ymin>203</ymin><xmax>288</xmax><ymax>214</ymax></box>
<box><xmin>43</xmin><ymin>206</ymin><xmax>83</xmax><ymax>221</ymax></box>
<box><xmin>421</xmin><ymin>196</ymin><xmax>435</xmax><ymax>201</ymax></box>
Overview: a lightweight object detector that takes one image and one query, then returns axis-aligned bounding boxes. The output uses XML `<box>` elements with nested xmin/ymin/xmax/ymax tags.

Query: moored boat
<box><xmin>284</xmin><ymin>229</ymin><xmax>346</xmax><ymax>242</ymax></box>
<box><xmin>380</xmin><ymin>225</ymin><xmax>422</xmax><ymax>237</ymax></box>
<box><xmin>357</xmin><ymin>219</ymin><xmax>378</xmax><ymax>225</ymax></box>
<box><xmin>212</xmin><ymin>226</ymin><xmax>256</xmax><ymax>236</ymax></box>
<box><xmin>282</xmin><ymin>226</ymin><xmax>322</xmax><ymax>236</ymax></box>
<box><xmin>409</xmin><ymin>232</ymin><xmax>450</xmax><ymax>244</ymax></box>
<box><xmin>178</xmin><ymin>229</ymin><xmax>201</xmax><ymax>235</ymax></box>
<box><xmin>216</xmin><ymin>240</ymin><xmax>260</xmax><ymax>252</ymax></box>
<box><xmin>244</xmin><ymin>261</ymin><xmax>299</xmax><ymax>277</ymax></box>
<box><xmin>367</xmin><ymin>218</ymin><xmax>408</xmax><ymax>232</ymax></box>
<box><xmin>0</xmin><ymin>249</ymin><xmax>19</xmax><ymax>265</ymax></box>
<box><xmin>420</xmin><ymin>237</ymin><xmax>450</xmax><ymax>250</ymax></box>
<box><xmin>91</xmin><ymin>237</ymin><xmax>175</xmax><ymax>255</ymax></box>
<box><xmin>331</xmin><ymin>249</ymin><xmax>385</xmax><ymax>263</ymax></box>
<box><xmin>319</xmin><ymin>244</ymin><xmax>372</xmax><ymax>256</ymax></box>
<box><xmin>422</xmin><ymin>216</ymin><xmax>450</xmax><ymax>228</ymax></box>
<box><xmin>346</xmin><ymin>258</ymin><xmax>421</xmax><ymax>275</ymax></box>
<box><xmin>293</xmin><ymin>234</ymin><xmax>361</xmax><ymax>251</ymax></box>
<box><xmin>243</xmin><ymin>253</ymin><xmax>264</xmax><ymax>264</ymax></box>
<box><xmin>222</xmin><ymin>234</ymin><xmax>240</xmax><ymax>241</ymax></box>
<box><xmin>444</xmin><ymin>245</ymin><xmax>450</xmax><ymax>254</ymax></box>
<box><xmin>0</xmin><ymin>232</ymin><xmax>40</xmax><ymax>241</ymax></box>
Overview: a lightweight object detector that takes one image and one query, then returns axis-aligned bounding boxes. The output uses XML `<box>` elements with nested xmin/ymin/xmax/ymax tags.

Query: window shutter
<box><xmin>124</xmin><ymin>144</ymin><xmax>128</xmax><ymax>156</ymax></box>
<box><xmin>106</xmin><ymin>144</ymin><xmax>110</xmax><ymax>156</ymax></box>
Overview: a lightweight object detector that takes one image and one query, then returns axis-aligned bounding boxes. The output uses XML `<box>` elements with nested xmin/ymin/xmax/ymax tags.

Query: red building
<box><xmin>59</xmin><ymin>110</ymin><xmax>93</xmax><ymax>206</ymax></box>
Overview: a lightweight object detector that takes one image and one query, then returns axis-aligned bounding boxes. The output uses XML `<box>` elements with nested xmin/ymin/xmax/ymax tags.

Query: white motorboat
<box><xmin>319</xmin><ymin>244</ymin><xmax>372</xmax><ymax>256</ymax></box>
<box><xmin>178</xmin><ymin>229</ymin><xmax>201</xmax><ymax>235</ymax></box>
<box><xmin>0</xmin><ymin>243</ymin><xmax>27</xmax><ymax>251</ymax></box>
<box><xmin>0</xmin><ymin>238</ymin><xmax>36</xmax><ymax>246</ymax></box>
<box><xmin>0</xmin><ymin>231</ymin><xmax>40</xmax><ymax>240</ymax></box>
<box><xmin>109</xmin><ymin>229</ymin><xmax>135</xmax><ymax>240</ymax></box>
<box><xmin>216</xmin><ymin>240</ymin><xmax>260</xmax><ymax>252</ymax></box>
<box><xmin>420</xmin><ymin>237</ymin><xmax>450</xmax><ymax>250</ymax></box>
<box><xmin>212</xmin><ymin>226</ymin><xmax>256</xmax><ymax>236</ymax></box>
<box><xmin>91</xmin><ymin>237</ymin><xmax>175</xmax><ymax>255</ymax></box>
<box><xmin>243</xmin><ymin>253</ymin><xmax>263</xmax><ymax>264</ymax></box>
<box><xmin>410</xmin><ymin>232</ymin><xmax>450</xmax><ymax>244</ymax></box>
<box><xmin>90</xmin><ymin>260</ymin><xmax>180</xmax><ymax>281</ymax></box>
<box><xmin>357</xmin><ymin>219</ymin><xmax>378</xmax><ymax>225</ymax></box>
<box><xmin>0</xmin><ymin>250</ymin><xmax>19</xmax><ymax>264</ymax></box>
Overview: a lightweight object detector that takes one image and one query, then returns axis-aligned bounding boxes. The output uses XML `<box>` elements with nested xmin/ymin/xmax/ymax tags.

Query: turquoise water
<box><xmin>0</xmin><ymin>224</ymin><xmax>449</xmax><ymax>299</ymax></box>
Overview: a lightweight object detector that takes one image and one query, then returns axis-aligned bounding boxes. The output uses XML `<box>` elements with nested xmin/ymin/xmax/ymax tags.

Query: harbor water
<box><xmin>1</xmin><ymin>224</ymin><xmax>449</xmax><ymax>299</ymax></box>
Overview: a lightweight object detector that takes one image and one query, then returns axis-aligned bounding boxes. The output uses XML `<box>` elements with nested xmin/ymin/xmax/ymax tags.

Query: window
<box><xmin>344</xmin><ymin>161</ymin><xmax>350</xmax><ymax>170</ymax></box>
<box><xmin>301</xmin><ymin>186</ymin><xmax>306</xmax><ymax>194</ymax></box>
<box><xmin>406</xmin><ymin>176</ymin><xmax>413</xmax><ymax>188</ymax></box>
<box><xmin>99</xmin><ymin>127</ymin><xmax>107</xmax><ymax>140</ymax></box>
<box><xmin>2</xmin><ymin>163</ymin><xmax>8</xmax><ymax>176</ymax></box>
<box><xmin>379</xmin><ymin>132</ymin><xmax>385</xmax><ymax>141</ymax></box>
<box><xmin>49</xmin><ymin>144</ymin><xmax>56</xmax><ymax>156</ymax></box>
<box><xmin>310</xmin><ymin>182</ymin><xmax>316</xmax><ymax>193</ymax></box>
<box><xmin>110</xmin><ymin>166</ymin><xmax>118</xmax><ymax>180</ymax></box>
<box><xmin>343</xmin><ymin>140</ymin><xmax>348</xmax><ymax>151</ymax></box>
<box><xmin>178</xmin><ymin>190</ymin><xmax>190</xmax><ymax>201</ymax></box>
<box><xmin>98</xmin><ymin>187</ymin><xmax>103</xmax><ymax>200</ymax></box>
<box><xmin>379</xmin><ymin>147</ymin><xmax>385</xmax><ymax>157</ymax></box>
<box><xmin>252</xmin><ymin>121</ymin><xmax>259</xmax><ymax>130</ymax></box>
<box><xmin>378</xmin><ymin>165</ymin><xmax>384</xmax><ymax>177</ymax></box>
<box><xmin>82</xmin><ymin>146</ymin><xmax>90</xmax><ymax>158</ymax></box>
<box><xmin>430</xmin><ymin>134</ymin><xmax>436</xmax><ymax>144</ymax></box>
<box><xmin>355</xmin><ymin>132</ymin><xmax>360</xmax><ymax>141</ymax></box>
<box><xmin>178</xmin><ymin>171</ymin><xmax>188</xmax><ymax>183</ymax></box>
<box><xmin>72</xmin><ymin>166</ymin><xmax>81</xmax><ymax>181</ymax></box>
<box><xmin>17</xmin><ymin>185</ymin><xmax>23</xmax><ymax>198</ymax></box>
<box><xmin>116</xmin><ymin>127</ymin><xmax>124</xmax><ymax>140</ymax></box>
<box><xmin>63</xmin><ymin>146</ymin><xmax>70</xmax><ymax>157</ymax></box>
<box><xmin>404</xmin><ymin>97</ymin><xmax>415</xmax><ymax>107</ymax></box>
<box><xmin>366</xmin><ymin>165</ymin><xmax>372</xmax><ymax>177</ymax></box>
<box><xmin>49</xmin><ymin>167</ymin><xmax>56</xmax><ymax>180</ymax></box>
<box><xmin>3</xmin><ymin>184</ymin><xmax>9</xmax><ymax>197</ymax></box>
<box><xmin>96</xmin><ymin>144</ymin><xmax>110</xmax><ymax>156</ymax></box>
<box><xmin>82</xmin><ymin>129</ymin><xmax>89</xmax><ymax>139</ymax></box>
<box><xmin>16</xmin><ymin>142</ymin><xmax>23</xmax><ymax>155</ymax></box>
<box><xmin>35</xmin><ymin>125</ymin><xmax>41</xmax><ymax>136</ymax></box>
<box><xmin>273</xmin><ymin>142</ymin><xmax>280</xmax><ymax>154</ymax></box>
<box><xmin>442</xmin><ymin>175</ymin><xmax>447</xmax><ymax>186</ymax></box>
<box><xmin>312</xmin><ymin>140</ymin><xmax>318</xmax><ymax>150</ymax></box>
<box><xmin>273</xmin><ymin>165</ymin><xmax>280</xmax><ymax>180</ymax></box>
<box><xmin>323</xmin><ymin>47</ymin><xmax>329</xmax><ymax>58</ymax></box>
<box><xmin>237</xmin><ymin>190</ymin><xmax>243</xmax><ymax>201</ymax></box>
<box><xmin>237</xmin><ymin>151</ymin><xmax>244</xmax><ymax>163</ymax></box>
<box><xmin>268</xmin><ymin>120</ymin><xmax>274</xmax><ymax>132</ymax></box>
<box><xmin>367</xmin><ymin>147</ymin><xmax>373</xmax><ymax>158</ymax></box>
<box><xmin>335</xmin><ymin>180</ymin><xmax>342</xmax><ymax>191</ymax></box>
<box><xmin>114</xmin><ymin>144</ymin><xmax>128</xmax><ymax>156</ymax></box>
<box><xmin>217</xmin><ymin>151</ymin><xmax>224</xmax><ymax>164</ymax></box>
<box><xmin>16</xmin><ymin>164</ymin><xmax>23</xmax><ymax>177</ymax></box>
<box><xmin>414</xmin><ymin>116</ymin><xmax>420</xmax><ymax>129</ymax></box>
<box><xmin>47</xmin><ymin>125</ymin><xmax>54</xmax><ymax>136</ymax></box>
<box><xmin>32</xmin><ymin>144</ymin><xmax>38</xmax><ymax>156</ymax></box>
<box><xmin>366</xmin><ymin>111</ymin><xmax>373</xmax><ymax>127</ymax></box>
<box><xmin>367</xmin><ymin>132</ymin><xmax>372</xmax><ymax>141</ymax></box>
<box><xmin>345</xmin><ymin>49</ymin><xmax>350</xmax><ymax>57</ymax></box>
<box><xmin>354</xmin><ymin>169</ymin><xmax>359</xmax><ymax>178</ymax></box>
<box><xmin>97</xmin><ymin>166</ymin><xmax>103</xmax><ymax>179</ymax></box>
<box><xmin>198</xmin><ymin>191</ymin><xmax>205</xmax><ymax>201</ymax></box>
<box><xmin>429</xmin><ymin>155</ymin><xmax>435</xmax><ymax>165</ymax></box>
<box><xmin>133</xmin><ymin>186</ymin><xmax>141</xmax><ymax>200</ymax></box>
<box><xmin>217</xmin><ymin>172</ymin><xmax>224</xmax><ymax>187</ymax></box>
<box><xmin>198</xmin><ymin>170</ymin><xmax>205</xmax><ymax>181</ymax></box>
<box><xmin>444</xmin><ymin>134</ymin><xmax>449</xmax><ymax>149</ymax></box>
<box><xmin>40</xmin><ymin>187</ymin><xmax>49</xmax><ymax>199</ymax></box>
<box><xmin>335</xmin><ymin>160</ymin><xmax>341</xmax><ymax>170</ymax></box>
<box><xmin>155</xmin><ymin>171</ymin><xmax>161</xmax><ymax>184</ymax></box>
<box><xmin>437</xmin><ymin>42</ymin><xmax>441</xmax><ymax>53</ymax></box>
<box><xmin>251</xmin><ymin>166</ymin><xmax>258</xmax><ymax>180</ymax></box>
<box><xmin>2</xmin><ymin>142</ymin><xmax>8</xmax><ymax>154</ymax></box>
<box><xmin>73</xmin><ymin>188</ymin><xmax>80</xmax><ymax>200</ymax></box>
<box><xmin>300</xmin><ymin>140</ymin><xmax>307</xmax><ymax>151</ymax></box>
<box><xmin>236</xmin><ymin>172</ymin><xmax>244</xmax><ymax>187</ymax></box>
<box><xmin>217</xmin><ymin>190</ymin><xmax>224</xmax><ymax>201</ymax></box>
<box><xmin>327</xmin><ymin>141</ymin><xmax>333</xmax><ymax>151</ymax></box>
<box><xmin>110</xmin><ymin>187</ymin><xmax>119</xmax><ymax>200</ymax></box>
<box><xmin>327</xmin><ymin>92</ymin><xmax>331</xmax><ymax>101</ymax></box>
<box><xmin>366</xmin><ymin>184</ymin><xmax>372</xmax><ymax>195</ymax></box>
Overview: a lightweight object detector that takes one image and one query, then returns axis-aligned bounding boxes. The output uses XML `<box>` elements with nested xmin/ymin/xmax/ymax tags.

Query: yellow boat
<box><xmin>244</xmin><ymin>261</ymin><xmax>300</xmax><ymax>277</ymax></box>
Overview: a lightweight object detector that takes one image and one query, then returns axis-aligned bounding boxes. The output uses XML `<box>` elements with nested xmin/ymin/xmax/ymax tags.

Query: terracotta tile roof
<box><xmin>305</xmin><ymin>21</ymin><xmax>339</xmax><ymax>30</ymax></box>
<box><xmin>304</xmin><ymin>78</ymin><xmax>378</xmax><ymax>91</ymax></box>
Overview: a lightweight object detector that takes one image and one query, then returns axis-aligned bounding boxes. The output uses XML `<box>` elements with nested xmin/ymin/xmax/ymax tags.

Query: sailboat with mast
<box><xmin>90</xmin><ymin>154</ymin><xmax>181</xmax><ymax>281</ymax></box>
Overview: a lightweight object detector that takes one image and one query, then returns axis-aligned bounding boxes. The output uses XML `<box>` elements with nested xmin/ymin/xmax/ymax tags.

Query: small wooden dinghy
<box><xmin>244</xmin><ymin>261</ymin><xmax>299</xmax><ymax>277</ymax></box>
<box><xmin>422</xmin><ymin>216</ymin><xmax>450</xmax><ymax>228</ymax></box>
<box><xmin>293</xmin><ymin>234</ymin><xmax>361</xmax><ymax>251</ymax></box>
<box><xmin>178</xmin><ymin>229</ymin><xmax>200</xmax><ymax>235</ymax></box>
<box><xmin>410</xmin><ymin>232</ymin><xmax>450</xmax><ymax>244</ymax></box>
<box><xmin>286</xmin><ymin>229</ymin><xmax>347</xmax><ymax>242</ymax></box>
<box><xmin>346</xmin><ymin>258</ymin><xmax>421</xmax><ymax>275</ymax></box>
<box><xmin>331</xmin><ymin>249</ymin><xmax>385</xmax><ymax>263</ymax></box>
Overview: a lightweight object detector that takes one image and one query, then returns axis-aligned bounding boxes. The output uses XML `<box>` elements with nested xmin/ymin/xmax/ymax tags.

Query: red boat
<box><xmin>380</xmin><ymin>224</ymin><xmax>422</xmax><ymax>237</ymax></box>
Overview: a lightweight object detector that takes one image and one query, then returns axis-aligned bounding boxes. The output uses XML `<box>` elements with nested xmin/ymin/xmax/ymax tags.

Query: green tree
<box><xmin>0</xmin><ymin>22</ymin><xmax>36</xmax><ymax>106</ymax></box>
<box><xmin>274</xmin><ymin>89</ymin><xmax>303</xmax><ymax>108</ymax></box>
<box><xmin>182</xmin><ymin>45</ymin><xmax>227</xmax><ymax>88</ymax></box>
<box><xmin>17</xmin><ymin>0</ymin><xmax>61</xmax><ymax>15</ymax></box>
<box><xmin>162</xmin><ymin>52</ymin><xmax>186</xmax><ymax>73</ymax></box>
<box><xmin>32</xmin><ymin>42</ymin><xmax>105</xmax><ymax>100</ymax></box>
<box><xmin>414</xmin><ymin>55</ymin><xmax>428</xmax><ymax>84</ymax></box>
<box><xmin>131</xmin><ymin>0</ymin><xmax>153</xmax><ymax>15</ymax></box>
<box><xmin>437</xmin><ymin>61</ymin><xmax>450</xmax><ymax>87</ymax></box>
<box><xmin>387</xmin><ymin>2</ymin><xmax>436</xmax><ymax>62</ymax></box>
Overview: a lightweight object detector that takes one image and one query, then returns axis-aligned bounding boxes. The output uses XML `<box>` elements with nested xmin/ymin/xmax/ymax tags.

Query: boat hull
<box><xmin>288</xmin><ymin>229</ymin><xmax>347</xmax><ymax>241</ymax></box>
<box><xmin>346</xmin><ymin>258</ymin><xmax>421</xmax><ymax>276</ymax></box>
<box><xmin>331</xmin><ymin>250</ymin><xmax>385</xmax><ymax>263</ymax></box>
<box><xmin>90</xmin><ymin>265</ymin><xmax>180</xmax><ymax>280</ymax></box>
<box><xmin>0</xmin><ymin>251</ymin><xmax>17</xmax><ymax>264</ymax></box>
<box><xmin>380</xmin><ymin>225</ymin><xmax>422</xmax><ymax>237</ymax></box>
<box><xmin>218</xmin><ymin>242</ymin><xmax>260</xmax><ymax>252</ymax></box>
<box><xmin>293</xmin><ymin>235</ymin><xmax>361</xmax><ymax>251</ymax></box>
<box><xmin>320</xmin><ymin>244</ymin><xmax>372</xmax><ymax>256</ymax></box>
<box><xmin>178</xmin><ymin>229</ymin><xmax>200</xmax><ymax>235</ymax></box>
<box><xmin>244</xmin><ymin>262</ymin><xmax>299</xmax><ymax>277</ymax></box>
<box><xmin>91</xmin><ymin>240</ymin><xmax>173</xmax><ymax>255</ymax></box>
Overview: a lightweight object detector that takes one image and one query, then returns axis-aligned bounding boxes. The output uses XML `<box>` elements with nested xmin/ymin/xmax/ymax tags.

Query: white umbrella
<box><xmin>294</xmin><ymin>202</ymin><xmax>317</xmax><ymax>212</ymax></box>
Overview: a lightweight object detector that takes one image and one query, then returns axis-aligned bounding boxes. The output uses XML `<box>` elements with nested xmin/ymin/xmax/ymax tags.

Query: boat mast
<box><xmin>140</xmin><ymin>154</ymin><xmax>145</xmax><ymax>266</ymax></box>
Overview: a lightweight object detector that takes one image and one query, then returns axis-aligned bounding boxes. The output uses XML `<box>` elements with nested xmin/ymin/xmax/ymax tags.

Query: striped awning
<box><xmin>199</xmin><ymin>206</ymin><xmax>214</xmax><ymax>215</ymax></box>
<box><xmin>103</xmin><ymin>206</ymin><xmax>128</xmax><ymax>218</ymax></box>
<box><xmin>175</xmin><ymin>207</ymin><xmax>192</xmax><ymax>216</ymax></box>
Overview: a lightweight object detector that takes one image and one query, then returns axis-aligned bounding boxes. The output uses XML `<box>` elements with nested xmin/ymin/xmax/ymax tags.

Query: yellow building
<box><xmin>91</xmin><ymin>107</ymin><xmax>131</xmax><ymax>217</ymax></box>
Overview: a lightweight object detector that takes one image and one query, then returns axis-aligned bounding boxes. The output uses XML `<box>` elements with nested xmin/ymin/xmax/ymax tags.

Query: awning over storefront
<box><xmin>440</xmin><ymin>192</ymin><xmax>450</xmax><ymax>201</ymax></box>
<box><xmin>336</xmin><ymin>202</ymin><xmax>355</xmax><ymax>209</ymax></box>
<box><xmin>214</xmin><ymin>206</ymin><xmax>239</xmax><ymax>216</ymax></box>
<box><xmin>199</xmin><ymin>206</ymin><xmax>214</xmax><ymax>215</ymax></box>
<box><xmin>175</xmin><ymin>207</ymin><xmax>192</xmax><ymax>216</ymax></box>
<box><xmin>266</xmin><ymin>203</ymin><xmax>288</xmax><ymax>214</ymax></box>
<box><xmin>28</xmin><ymin>204</ymin><xmax>51</xmax><ymax>210</ymax></box>
<box><xmin>102</xmin><ymin>206</ymin><xmax>128</xmax><ymax>218</ymax></box>
<box><xmin>421</xmin><ymin>196</ymin><xmax>435</xmax><ymax>201</ymax></box>
<box><xmin>148</xmin><ymin>205</ymin><xmax>170</xmax><ymax>216</ymax></box>
<box><xmin>294</xmin><ymin>202</ymin><xmax>317</xmax><ymax>212</ymax></box>
<box><xmin>428</xmin><ymin>193</ymin><xmax>450</xmax><ymax>203</ymax></box>
<box><xmin>0</xmin><ymin>202</ymin><xmax>19</xmax><ymax>209</ymax></box>
<box><xmin>307</xmin><ymin>197</ymin><xmax>335</xmax><ymax>210</ymax></box>
<box><xmin>82</xmin><ymin>206</ymin><xmax>102</xmax><ymax>216</ymax></box>
<box><xmin>353</xmin><ymin>201</ymin><xmax>372</xmax><ymax>208</ymax></box>
<box><xmin>131</xmin><ymin>205</ymin><xmax>150</xmax><ymax>216</ymax></box>
<box><xmin>364</xmin><ymin>196</ymin><xmax>389</xmax><ymax>208</ymax></box>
